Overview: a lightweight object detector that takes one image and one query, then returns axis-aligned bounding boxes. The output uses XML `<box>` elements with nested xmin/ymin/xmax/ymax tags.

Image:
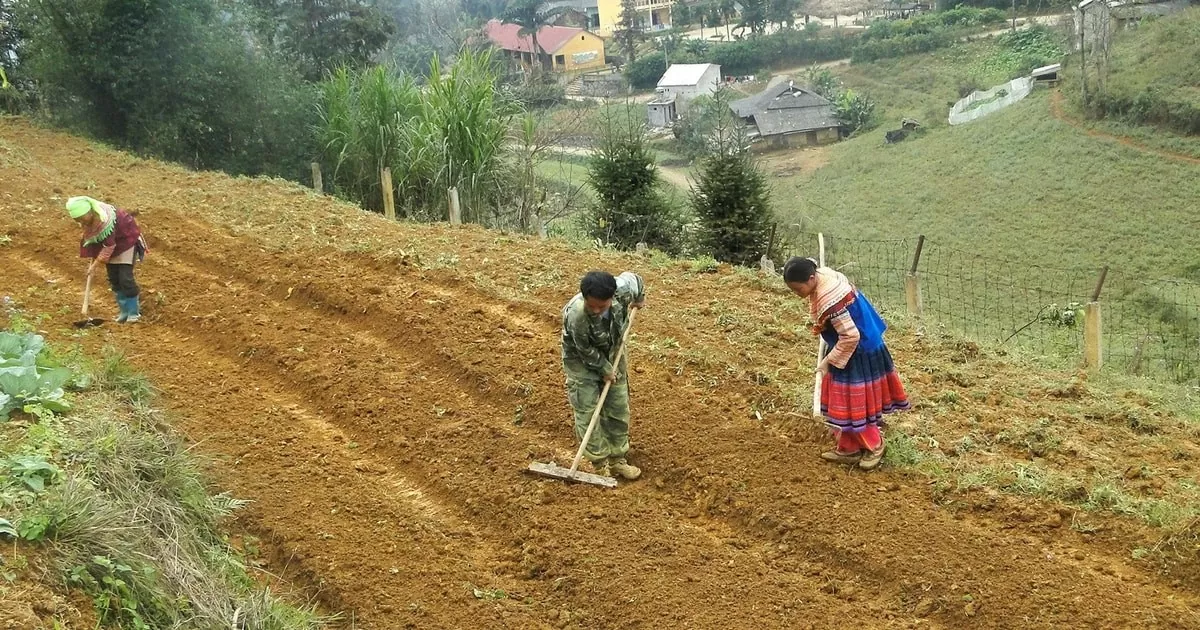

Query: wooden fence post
<box><xmin>905</xmin><ymin>235</ymin><xmax>925</xmax><ymax>320</ymax></box>
<box><xmin>381</xmin><ymin>167</ymin><xmax>396</xmax><ymax>221</ymax></box>
<box><xmin>448</xmin><ymin>187</ymin><xmax>462</xmax><ymax>225</ymax></box>
<box><xmin>311</xmin><ymin>162</ymin><xmax>322</xmax><ymax>193</ymax></box>
<box><xmin>1083</xmin><ymin>265</ymin><xmax>1108</xmax><ymax>371</ymax></box>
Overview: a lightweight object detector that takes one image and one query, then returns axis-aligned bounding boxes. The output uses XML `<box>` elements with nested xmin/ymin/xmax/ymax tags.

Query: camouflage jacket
<box><xmin>561</xmin><ymin>272</ymin><xmax>645</xmax><ymax>378</ymax></box>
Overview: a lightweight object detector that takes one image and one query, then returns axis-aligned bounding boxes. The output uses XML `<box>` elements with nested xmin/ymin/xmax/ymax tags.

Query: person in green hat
<box><xmin>66</xmin><ymin>196</ymin><xmax>147</xmax><ymax>323</ymax></box>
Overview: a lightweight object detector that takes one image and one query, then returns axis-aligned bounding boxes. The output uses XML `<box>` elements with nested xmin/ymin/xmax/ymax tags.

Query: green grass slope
<box><xmin>779</xmin><ymin>90</ymin><xmax>1200</xmax><ymax>279</ymax></box>
<box><xmin>1097</xmin><ymin>7</ymin><xmax>1200</xmax><ymax>135</ymax></box>
<box><xmin>836</xmin><ymin>38</ymin><xmax>1041</xmax><ymax>128</ymax></box>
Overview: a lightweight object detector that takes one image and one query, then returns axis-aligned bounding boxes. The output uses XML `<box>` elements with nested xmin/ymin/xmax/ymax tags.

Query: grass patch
<box><xmin>1083</xmin><ymin>8</ymin><xmax>1200</xmax><ymax>135</ymax></box>
<box><xmin>0</xmin><ymin>327</ymin><xmax>329</xmax><ymax>628</ymax></box>
<box><xmin>785</xmin><ymin>90</ymin><xmax>1200</xmax><ymax>279</ymax></box>
<box><xmin>882</xmin><ymin>429</ymin><xmax>925</xmax><ymax>467</ymax></box>
<box><xmin>835</xmin><ymin>39</ymin><xmax>1033</xmax><ymax>129</ymax></box>
<box><xmin>1064</xmin><ymin>113</ymin><xmax>1200</xmax><ymax>161</ymax></box>
<box><xmin>800</xmin><ymin>29</ymin><xmax>1199</xmax><ymax>282</ymax></box>
<box><xmin>997</xmin><ymin>418</ymin><xmax>1062</xmax><ymax>457</ymax></box>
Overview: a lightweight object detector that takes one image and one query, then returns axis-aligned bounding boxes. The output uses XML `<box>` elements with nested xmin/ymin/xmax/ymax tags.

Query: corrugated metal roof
<box><xmin>657</xmin><ymin>64</ymin><xmax>720</xmax><ymax>88</ymax></box>
<box><xmin>730</xmin><ymin>82</ymin><xmax>832</xmax><ymax>118</ymax></box>
<box><xmin>752</xmin><ymin>107</ymin><xmax>841</xmax><ymax>137</ymax></box>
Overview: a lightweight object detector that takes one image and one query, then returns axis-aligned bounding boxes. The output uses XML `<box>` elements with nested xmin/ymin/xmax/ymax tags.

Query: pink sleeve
<box><xmin>824</xmin><ymin>310</ymin><xmax>861</xmax><ymax>369</ymax></box>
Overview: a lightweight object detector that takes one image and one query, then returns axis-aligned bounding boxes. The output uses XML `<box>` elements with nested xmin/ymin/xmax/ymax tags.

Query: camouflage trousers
<box><xmin>564</xmin><ymin>364</ymin><xmax>630</xmax><ymax>464</ymax></box>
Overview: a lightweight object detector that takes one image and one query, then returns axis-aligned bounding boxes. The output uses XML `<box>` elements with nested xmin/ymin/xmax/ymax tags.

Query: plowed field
<box><xmin>1</xmin><ymin>118</ymin><xmax>1197</xmax><ymax>629</ymax></box>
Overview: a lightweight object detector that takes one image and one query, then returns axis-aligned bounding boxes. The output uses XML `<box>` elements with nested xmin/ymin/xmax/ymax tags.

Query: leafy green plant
<box><xmin>0</xmin><ymin>517</ymin><xmax>16</xmax><ymax>539</ymax></box>
<box><xmin>12</xmin><ymin>0</ymin><xmax>316</xmax><ymax>180</ymax></box>
<box><xmin>688</xmin><ymin>256</ymin><xmax>721</xmax><ymax>274</ymax></box>
<box><xmin>6</xmin><ymin>455</ymin><xmax>60</xmax><ymax>493</ymax></box>
<box><xmin>851</xmin><ymin>7</ymin><xmax>1006</xmax><ymax>63</ymax></box>
<box><xmin>69</xmin><ymin>556</ymin><xmax>171</xmax><ymax>630</ymax></box>
<box><xmin>625</xmin><ymin>52</ymin><xmax>665</xmax><ymax>90</ymax></box>
<box><xmin>317</xmin><ymin>50</ymin><xmax>519</xmax><ymax>224</ymax></box>
<box><xmin>0</xmin><ymin>332</ymin><xmax>73</xmax><ymax>419</ymax></box>
<box><xmin>17</xmin><ymin>511</ymin><xmax>52</xmax><ymax>541</ymax></box>
<box><xmin>807</xmin><ymin>67</ymin><xmax>842</xmax><ymax>100</ymax></box>
<box><xmin>1039</xmin><ymin>302</ymin><xmax>1083</xmax><ymax>327</ymax></box>
<box><xmin>834</xmin><ymin>88</ymin><xmax>878</xmax><ymax>134</ymax></box>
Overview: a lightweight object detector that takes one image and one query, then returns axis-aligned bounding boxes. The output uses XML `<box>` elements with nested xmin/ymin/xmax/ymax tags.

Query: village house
<box><xmin>730</xmin><ymin>81</ymin><xmax>843</xmax><ymax>148</ymax></box>
<box><xmin>646</xmin><ymin>63</ymin><xmax>722</xmax><ymax>127</ymax></box>
<box><xmin>484</xmin><ymin>20</ymin><xmax>607</xmax><ymax>74</ymax></box>
<box><xmin>657</xmin><ymin>63</ymin><xmax>721</xmax><ymax>113</ymax></box>
<box><xmin>545</xmin><ymin>0</ymin><xmax>601</xmax><ymax>29</ymax></box>
<box><xmin>596</xmin><ymin>0</ymin><xmax>673</xmax><ymax>36</ymax></box>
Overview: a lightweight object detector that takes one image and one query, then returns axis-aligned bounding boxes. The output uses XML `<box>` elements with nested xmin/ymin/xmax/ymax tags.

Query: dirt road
<box><xmin>1</xmin><ymin>118</ymin><xmax>1197</xmax><ymax>628</ymax></box>
<box><xmin>1050</xmin><ymin>89</ymin><xmax>1200</xmax><ymax>166</ymax></box>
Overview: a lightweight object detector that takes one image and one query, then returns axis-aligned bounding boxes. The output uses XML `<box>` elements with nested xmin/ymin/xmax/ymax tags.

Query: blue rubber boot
<box><xmin>114</xmin><ymin>294</ymin><xmax>128</xmax><ymax>323</ymax></box>
<box><xmin>123</xmin><ymin>295</ymin><xmax>141</xmax><ymax>324</ymax></box>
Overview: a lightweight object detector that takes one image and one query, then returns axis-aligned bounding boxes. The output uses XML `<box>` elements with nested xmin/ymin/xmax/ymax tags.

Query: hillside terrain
<box><xmin>2</xmin><ymin>118</ymin><xmax>1198</xmax><ymax>628</ymax></box>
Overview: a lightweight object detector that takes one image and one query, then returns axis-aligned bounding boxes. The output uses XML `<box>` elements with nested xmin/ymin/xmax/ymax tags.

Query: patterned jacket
<box><xmin>561</xmin><ymin>272</ymin><xmax>645</xmax><ymax>378</ymax></box>
<box><xmin>79</xmin><ymin>207</ymin><xmax>143</xmax><ymax>262</ymax></box>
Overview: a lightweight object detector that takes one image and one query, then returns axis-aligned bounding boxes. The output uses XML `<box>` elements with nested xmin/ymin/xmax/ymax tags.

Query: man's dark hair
<box><xmin>580</xmin><ymin>271</ymin><xmax>617</xmax><ymax>300</ymax></box>
<box><xmin>782</xmin><ymin>257</ymin><xmax>818</xmax><ymax>283</ymax></box>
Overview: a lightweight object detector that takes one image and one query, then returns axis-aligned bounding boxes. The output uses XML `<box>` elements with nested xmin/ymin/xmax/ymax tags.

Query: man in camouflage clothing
<box><xmin>561</xmin><ymin>270</ymin><xmax>646</xmax><ymax>480</ymax></box>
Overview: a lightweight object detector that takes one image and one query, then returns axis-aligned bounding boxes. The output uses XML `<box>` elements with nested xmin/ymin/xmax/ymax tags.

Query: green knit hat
<box><xmin>66</xmin><ymin>196</ymin><xmax>97</xmax><ymax>219</ymax></box>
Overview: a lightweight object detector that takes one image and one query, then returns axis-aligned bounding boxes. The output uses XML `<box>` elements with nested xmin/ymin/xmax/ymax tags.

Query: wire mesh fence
<box><xmin>1103</xmin><ymin>272</ymin><xmax>1200</xmax><ymax>383</ymax></box>
<box><xmin>773</xmin><ymin>226</ymin><xmax>1200</xmax><ymax>385</ymax></box>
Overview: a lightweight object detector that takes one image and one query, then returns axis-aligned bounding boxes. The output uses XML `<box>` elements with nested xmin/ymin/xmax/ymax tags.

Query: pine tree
<box><xmin>689</xmin><ymin>108</ymin><xmax>772</xmax><ymax>265</ymax></box>
<box><xmin>612</xmin><ymin>0</ymin><xmax>644</xmax><ymax>65</ymax></box>
<box><xmin>587</xmin><ymin>108</ymin><xmax>681</xmax><ymax>253</ymax></box>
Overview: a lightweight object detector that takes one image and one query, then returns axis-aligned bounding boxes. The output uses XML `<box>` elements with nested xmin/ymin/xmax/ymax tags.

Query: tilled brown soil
<box><xmin>1</xmin><ymin>118</ymin><xmax>1197</xmax><ymax>629</ymax></box>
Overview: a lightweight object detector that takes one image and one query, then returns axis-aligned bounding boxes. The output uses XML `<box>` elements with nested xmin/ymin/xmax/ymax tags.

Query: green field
<box><xmin>773</xmin><ymin>38</ymin><xmax>1200</xmax><ymax>281</ymax></box>
<box><xmin>1087</xmin><ymin>8</ymin><xmax>1200</xmax><ymax>136</ymax></box>
<box><xmin>834</xmin><ymin>37</ymin><xmax>1043</xmax><ymax>129</ymax></box>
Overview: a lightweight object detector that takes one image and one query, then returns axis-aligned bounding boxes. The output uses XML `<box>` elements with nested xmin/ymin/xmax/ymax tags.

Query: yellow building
<box><xmin>484</xmin><ymin>20</ymin><xmax>607</xmax><ymax>73</ymax></box>
<box><xmin>596</xmin><ymin>0</ymin><xmax>673</xmax><ymax>37</ymax></box>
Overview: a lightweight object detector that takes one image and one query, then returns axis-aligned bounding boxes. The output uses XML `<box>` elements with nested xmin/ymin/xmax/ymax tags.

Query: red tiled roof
<box><xmin>484</xmin><ymin>19</ymin><xmax>591</xmax><ymax>54</ymax></box>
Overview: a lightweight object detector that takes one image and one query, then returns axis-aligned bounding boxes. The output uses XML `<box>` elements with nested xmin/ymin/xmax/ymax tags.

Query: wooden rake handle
<box><xmin>81</xmin><ymin>268</ymin><xmax>94</xmax><ymax>318</ymax></box>
<box><xmin>569</xmin><ymin>307</ymin><xmax>638</xmax><ymax>474</ymax></box>
<box><xmin>812</xmin><ymin>233</ymin><xmax>827</xmax><ymax>419</ymax></box>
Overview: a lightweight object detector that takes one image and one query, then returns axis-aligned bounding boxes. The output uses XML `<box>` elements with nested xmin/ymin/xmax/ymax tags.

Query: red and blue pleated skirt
<box><xmin>819</xmin><ymin>292</ymin><xmax>910</xmax><ymax>437</ymax></box>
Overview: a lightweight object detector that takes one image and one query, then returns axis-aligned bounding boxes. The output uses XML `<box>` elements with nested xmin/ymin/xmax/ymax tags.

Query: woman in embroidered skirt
<box><xmin>66</xmin><ymin>196</ymin><xmax>147</xmax><ymax>323</ymax></box>
<box><xmin>783</xmin><ymin>257</ymin><xmax>909</xmax><ymax>470</ymax></box>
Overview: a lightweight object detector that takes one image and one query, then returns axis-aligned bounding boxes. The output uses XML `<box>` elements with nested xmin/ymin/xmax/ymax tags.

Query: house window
<box><xmin>806</xmin><ymin>131</ymin><xmax>818</xmax><ymax>145</ymax></box>
<box><xmin>555</xmin><ymin>54</ymin><xmax>566</xmax><ymax>66</ymax></box>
